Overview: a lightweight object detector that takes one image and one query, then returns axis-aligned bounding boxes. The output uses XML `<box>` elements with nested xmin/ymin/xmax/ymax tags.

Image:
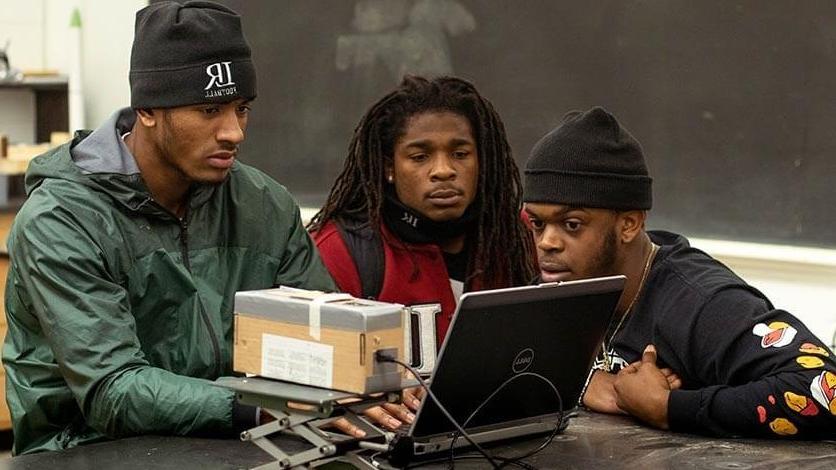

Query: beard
<box><xmin>588</xmin><ymin>227</ymin><xmax>619</xmax><ymax>277</ymax></box>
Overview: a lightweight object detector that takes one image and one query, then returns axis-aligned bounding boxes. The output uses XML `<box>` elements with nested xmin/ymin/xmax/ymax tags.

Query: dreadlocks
<box><xmin>308</xmin><ymin>75</ymin><xmax>536</xmax><ymax>289</ymax></box>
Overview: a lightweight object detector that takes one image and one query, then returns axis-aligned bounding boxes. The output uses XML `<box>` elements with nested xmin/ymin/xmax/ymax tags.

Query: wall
<box><xmin>0</xmin><ymin>0</ymin><xmax>147</xmax><ymax>138</ymax></box>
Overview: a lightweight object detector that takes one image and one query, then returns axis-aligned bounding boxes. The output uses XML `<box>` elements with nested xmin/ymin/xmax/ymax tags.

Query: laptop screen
<box><xmin>410</xmin><ymin>276</ymin><xmax>624</xmax><ymax>438</ymax></box>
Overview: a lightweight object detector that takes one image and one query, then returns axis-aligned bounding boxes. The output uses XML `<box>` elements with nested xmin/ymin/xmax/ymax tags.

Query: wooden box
<box><xmin>233</xmin><ymin>287</ymin><xmax>406</xmax><ymax>394</ymax></box>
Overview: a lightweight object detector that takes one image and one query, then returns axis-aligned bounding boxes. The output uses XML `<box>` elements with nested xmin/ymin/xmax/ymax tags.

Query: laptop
<box><xmin>394</xmin><ymin>275</ymin><xmax>625</xmax><ymax>458</ymax></box>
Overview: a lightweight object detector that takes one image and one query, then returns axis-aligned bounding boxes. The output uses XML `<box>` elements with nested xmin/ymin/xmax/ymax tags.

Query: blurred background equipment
<box><xmin>0</xmin><ymin>40</ymin><xmax>24</xmax><ymax>83</ymax></box>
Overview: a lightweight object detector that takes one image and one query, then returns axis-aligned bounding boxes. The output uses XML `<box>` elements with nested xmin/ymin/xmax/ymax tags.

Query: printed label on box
<box><xmin>261</xmin><ymin>333</ymin><xmax>334</xmax><ymax>388</ymax></box>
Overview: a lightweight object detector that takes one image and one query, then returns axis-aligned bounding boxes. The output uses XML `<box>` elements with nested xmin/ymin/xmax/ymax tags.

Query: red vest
<box><xmin>312</xmin><ymin>220</ymin><xmax>459</xmax><ymax>341</ymax></box>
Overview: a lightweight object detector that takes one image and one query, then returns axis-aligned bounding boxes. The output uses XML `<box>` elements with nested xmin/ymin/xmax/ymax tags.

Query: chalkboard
<box><xmin>215</xmin><ymin>0</ymin><xmax>836</xmax><ymax>249</ymax></box>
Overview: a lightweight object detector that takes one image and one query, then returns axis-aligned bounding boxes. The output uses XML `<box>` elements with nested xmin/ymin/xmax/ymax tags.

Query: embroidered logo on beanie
<box><xmin>204</xmin><ymin>61</ymin><xmax>237</xmax><ymax>98</ymax></box>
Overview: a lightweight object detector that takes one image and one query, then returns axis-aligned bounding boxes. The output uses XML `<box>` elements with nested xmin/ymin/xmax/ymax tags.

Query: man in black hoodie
<box><xmin>522</xmin><ymin>107</ymin><xmax>836</xmax><ymax>438</ymax></box>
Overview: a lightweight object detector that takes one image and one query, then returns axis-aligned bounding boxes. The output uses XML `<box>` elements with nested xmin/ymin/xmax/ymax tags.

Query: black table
<box><xmin>3</xmin><ymin>412</ymin><xmax>834</xmax><ymax>469</ymax></box>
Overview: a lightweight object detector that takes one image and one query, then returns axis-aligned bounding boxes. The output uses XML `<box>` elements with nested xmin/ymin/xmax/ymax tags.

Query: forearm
<box><xmin>87</xmin><ymin>365</ymin><xmax>241</xmax><ymax>438</ymax></box>
<box><xmin>668</xmin><ymin>371</ymin><xmax>836</xmax><ymax>438</ymax></box>
<box><xmin>659</xmin><ymin>292</ymin><xmax>836</xmax><ymax>438</ymax></box>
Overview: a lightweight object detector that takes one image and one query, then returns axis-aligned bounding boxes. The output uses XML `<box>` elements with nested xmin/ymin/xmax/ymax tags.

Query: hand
<box><xmin>326</xmin><ymin>417</ymin><xmax>365</xmax><ymax>438</ymax></box>
<box><xmin>284</xmin><ymin>399</ymin><xmax>370</xmax><ymax>438</ymax></box>
<box><xmin>353</xmin><ymin>387</ymin><xmax>425</xmax><ymax>432</ymax></box>
<box><xmin>329</xmin><ymin>396</ymin><xmax>417</xmax><ymax>436</ymax></box>
<box><xmin>613</xmin><ymin>345</ymin><xmax>672</xmax><ymax>429</ymax></box>
<box><xmin>625</xmin><ymin>361</ymin><xmax>683</xmax><ymax>391</ymax></box>
<box><xmin>582</xmin><ymin>369</ymin><xmax>627</xmax><ymax>414</ymax></box>
<box><xmin>262</xmin><ymin>401</ymin><xmax>370</xmax><ymax>438</ymax></box>
<box><xmin>660</xmin><ymin>367</ymin><xmax>683</xmax><ymax>390</ymax></box>
<box><xmin>403</xmin><ymin>386</ymin><xmax>426</xmax><ymax>412</ymax></box>
<box><xmin>365</xmin><ymin>403</ymin><xmax>415</xmax><ymax>430</ymax></box>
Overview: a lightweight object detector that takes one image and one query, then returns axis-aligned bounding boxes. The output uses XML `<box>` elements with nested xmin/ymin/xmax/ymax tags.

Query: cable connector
<box><xmin>375</xmin><ymin>350</ymin><xmax>397</xmax><ymax>363</ymax></box>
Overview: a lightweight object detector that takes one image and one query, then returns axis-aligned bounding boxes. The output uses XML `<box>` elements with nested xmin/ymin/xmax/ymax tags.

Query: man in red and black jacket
<box><xmin>308</xmin><ymin>76</ymin><xmax>536</xmax><ymax>433</ymax></box>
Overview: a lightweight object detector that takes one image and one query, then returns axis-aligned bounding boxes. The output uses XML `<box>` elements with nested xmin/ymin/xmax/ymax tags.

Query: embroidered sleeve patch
<box><xmin>752</xmin><ymin>321</ymin><xmax>797</xmax><ymax>348</ymax></box>
<box><xmin>797</xmin><ymin>356</ymin><xmax>826</xmax><ymax>369</ymax></box>
<box><xmin>768</xmin><ymin>417</ymin><xmax>798</xmax><ymax>436</ymax></box>
<box><xmin>810</xmin><ymin>370</ymin><xmax>836</xmax><ymax>416</ymax></box>
<box><xmin>784</xmin><ymin>391</ymin><xmax>819</xmax><ymax>416</ymax></box>
<box><xmin>757</xmin><ymin>405</ymin><xmax>767</xmax><ymax>423</ymax></box>
<box><xmin>799</xmin><ymin>343</ymin><xmax>830</xmax><ymax>357</ymax></box>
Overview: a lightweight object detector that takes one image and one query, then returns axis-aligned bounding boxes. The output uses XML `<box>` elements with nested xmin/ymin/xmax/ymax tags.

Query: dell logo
<box><xmin>512</xmin><ymin>348</ymin><xmax>534</xmax><ymax>373</ymax></box>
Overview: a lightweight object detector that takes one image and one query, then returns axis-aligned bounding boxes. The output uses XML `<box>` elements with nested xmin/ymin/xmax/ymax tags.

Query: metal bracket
<box><xmin>216</xmin><ymin>376</ymin><xmax>406</xmax><ymax>469</ymax></box>
<box><xmin>241</xmin><ymin>407</ymin><xmax>339</xmax><ymax>469</ymax></box>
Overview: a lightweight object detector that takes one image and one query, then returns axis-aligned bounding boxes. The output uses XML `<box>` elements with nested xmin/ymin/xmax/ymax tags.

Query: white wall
<box><xmin>0</xmin><ymin>1</ymin><xmax>45</xmax><ymax>72</ymax></box>
<box><xmin>0</xmin><ymin>0</ymin><xmax>147</xmax><ymax>137</ymax></box>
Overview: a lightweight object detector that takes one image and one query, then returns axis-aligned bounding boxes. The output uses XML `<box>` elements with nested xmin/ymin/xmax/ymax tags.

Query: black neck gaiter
<box><xmin>382</xmin><ymin>192</ymin><xmax>478</xmax><ymax>245</ymax></box>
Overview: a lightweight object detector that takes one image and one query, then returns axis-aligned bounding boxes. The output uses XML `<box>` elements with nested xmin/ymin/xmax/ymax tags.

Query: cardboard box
<box><xmin>233</xmin><ymin>287</ymin><xmax>406</xmax><ymax>394</ymax></box>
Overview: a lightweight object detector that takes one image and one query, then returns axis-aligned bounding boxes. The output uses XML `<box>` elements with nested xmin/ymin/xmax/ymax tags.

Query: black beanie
<box><xmin>523</xmin><ymin>107</ymin><xmax>652</xmax><ymax>210</ymax></box>
<box><xmin>129</xmin><ymin>1</ymin><xmax>257</xmax><ymax>109</ymax></box>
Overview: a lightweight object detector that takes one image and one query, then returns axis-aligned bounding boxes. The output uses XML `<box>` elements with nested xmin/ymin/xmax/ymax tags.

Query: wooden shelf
<box><xmin>0</xmin><ymin>76</ymin><xmax>68</xmax><ymax>144</ymax></box>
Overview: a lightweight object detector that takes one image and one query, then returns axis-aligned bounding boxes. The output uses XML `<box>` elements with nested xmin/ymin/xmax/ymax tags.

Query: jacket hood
<box><xmin>24</xmin><ymin>108</ymin><xmax>217</xmax><ymax>218</ymax></box>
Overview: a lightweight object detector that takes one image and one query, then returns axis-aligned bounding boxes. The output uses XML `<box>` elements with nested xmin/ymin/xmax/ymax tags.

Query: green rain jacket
<box><xmin>2</xmin><ymin>109</ymin><xmax>336</xmax><ymax>455</ymax></box>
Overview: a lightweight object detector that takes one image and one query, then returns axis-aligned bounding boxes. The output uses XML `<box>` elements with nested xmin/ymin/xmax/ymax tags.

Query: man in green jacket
<box><xmin>2</xmin><ymin>1</ymin><xmax>335</xmax><ymax>454</ymax></box>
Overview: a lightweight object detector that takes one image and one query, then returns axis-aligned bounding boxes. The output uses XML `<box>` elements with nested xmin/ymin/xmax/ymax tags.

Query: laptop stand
<box><xmin>216</xmin><ymin>376</ymin><xmax>408</xmax><ymax>469</ymax></box>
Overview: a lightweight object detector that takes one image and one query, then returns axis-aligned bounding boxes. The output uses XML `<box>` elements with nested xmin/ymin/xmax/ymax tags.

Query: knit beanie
<box><xmin>524</xmin><ymin>107</ymin><xmax>652</xmax><ymax>210</ymax></box>
<box><xmin>129</xmin><ymin>1</ymin><xmax>257</xmax><ymax>108</ymax></box>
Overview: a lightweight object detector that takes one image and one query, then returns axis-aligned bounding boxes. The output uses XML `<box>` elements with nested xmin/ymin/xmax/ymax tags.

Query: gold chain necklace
<box><xmin>600</xmin><ymin>242</ymin><xmax>658</xmax><ymax>372</ymax></box>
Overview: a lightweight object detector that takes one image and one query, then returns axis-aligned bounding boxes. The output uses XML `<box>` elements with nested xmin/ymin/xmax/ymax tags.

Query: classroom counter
<box><xmin>3</xmin><ymin>411</ymin><xmax>834</xmax><ymax>469</ymax></box>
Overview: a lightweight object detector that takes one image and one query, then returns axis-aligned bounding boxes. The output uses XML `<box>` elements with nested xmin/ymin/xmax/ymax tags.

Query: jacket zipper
<box><xmin>179</xmin><ymin>207</ymin><xmax>222</xmax><ymax>378</ymax></box>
